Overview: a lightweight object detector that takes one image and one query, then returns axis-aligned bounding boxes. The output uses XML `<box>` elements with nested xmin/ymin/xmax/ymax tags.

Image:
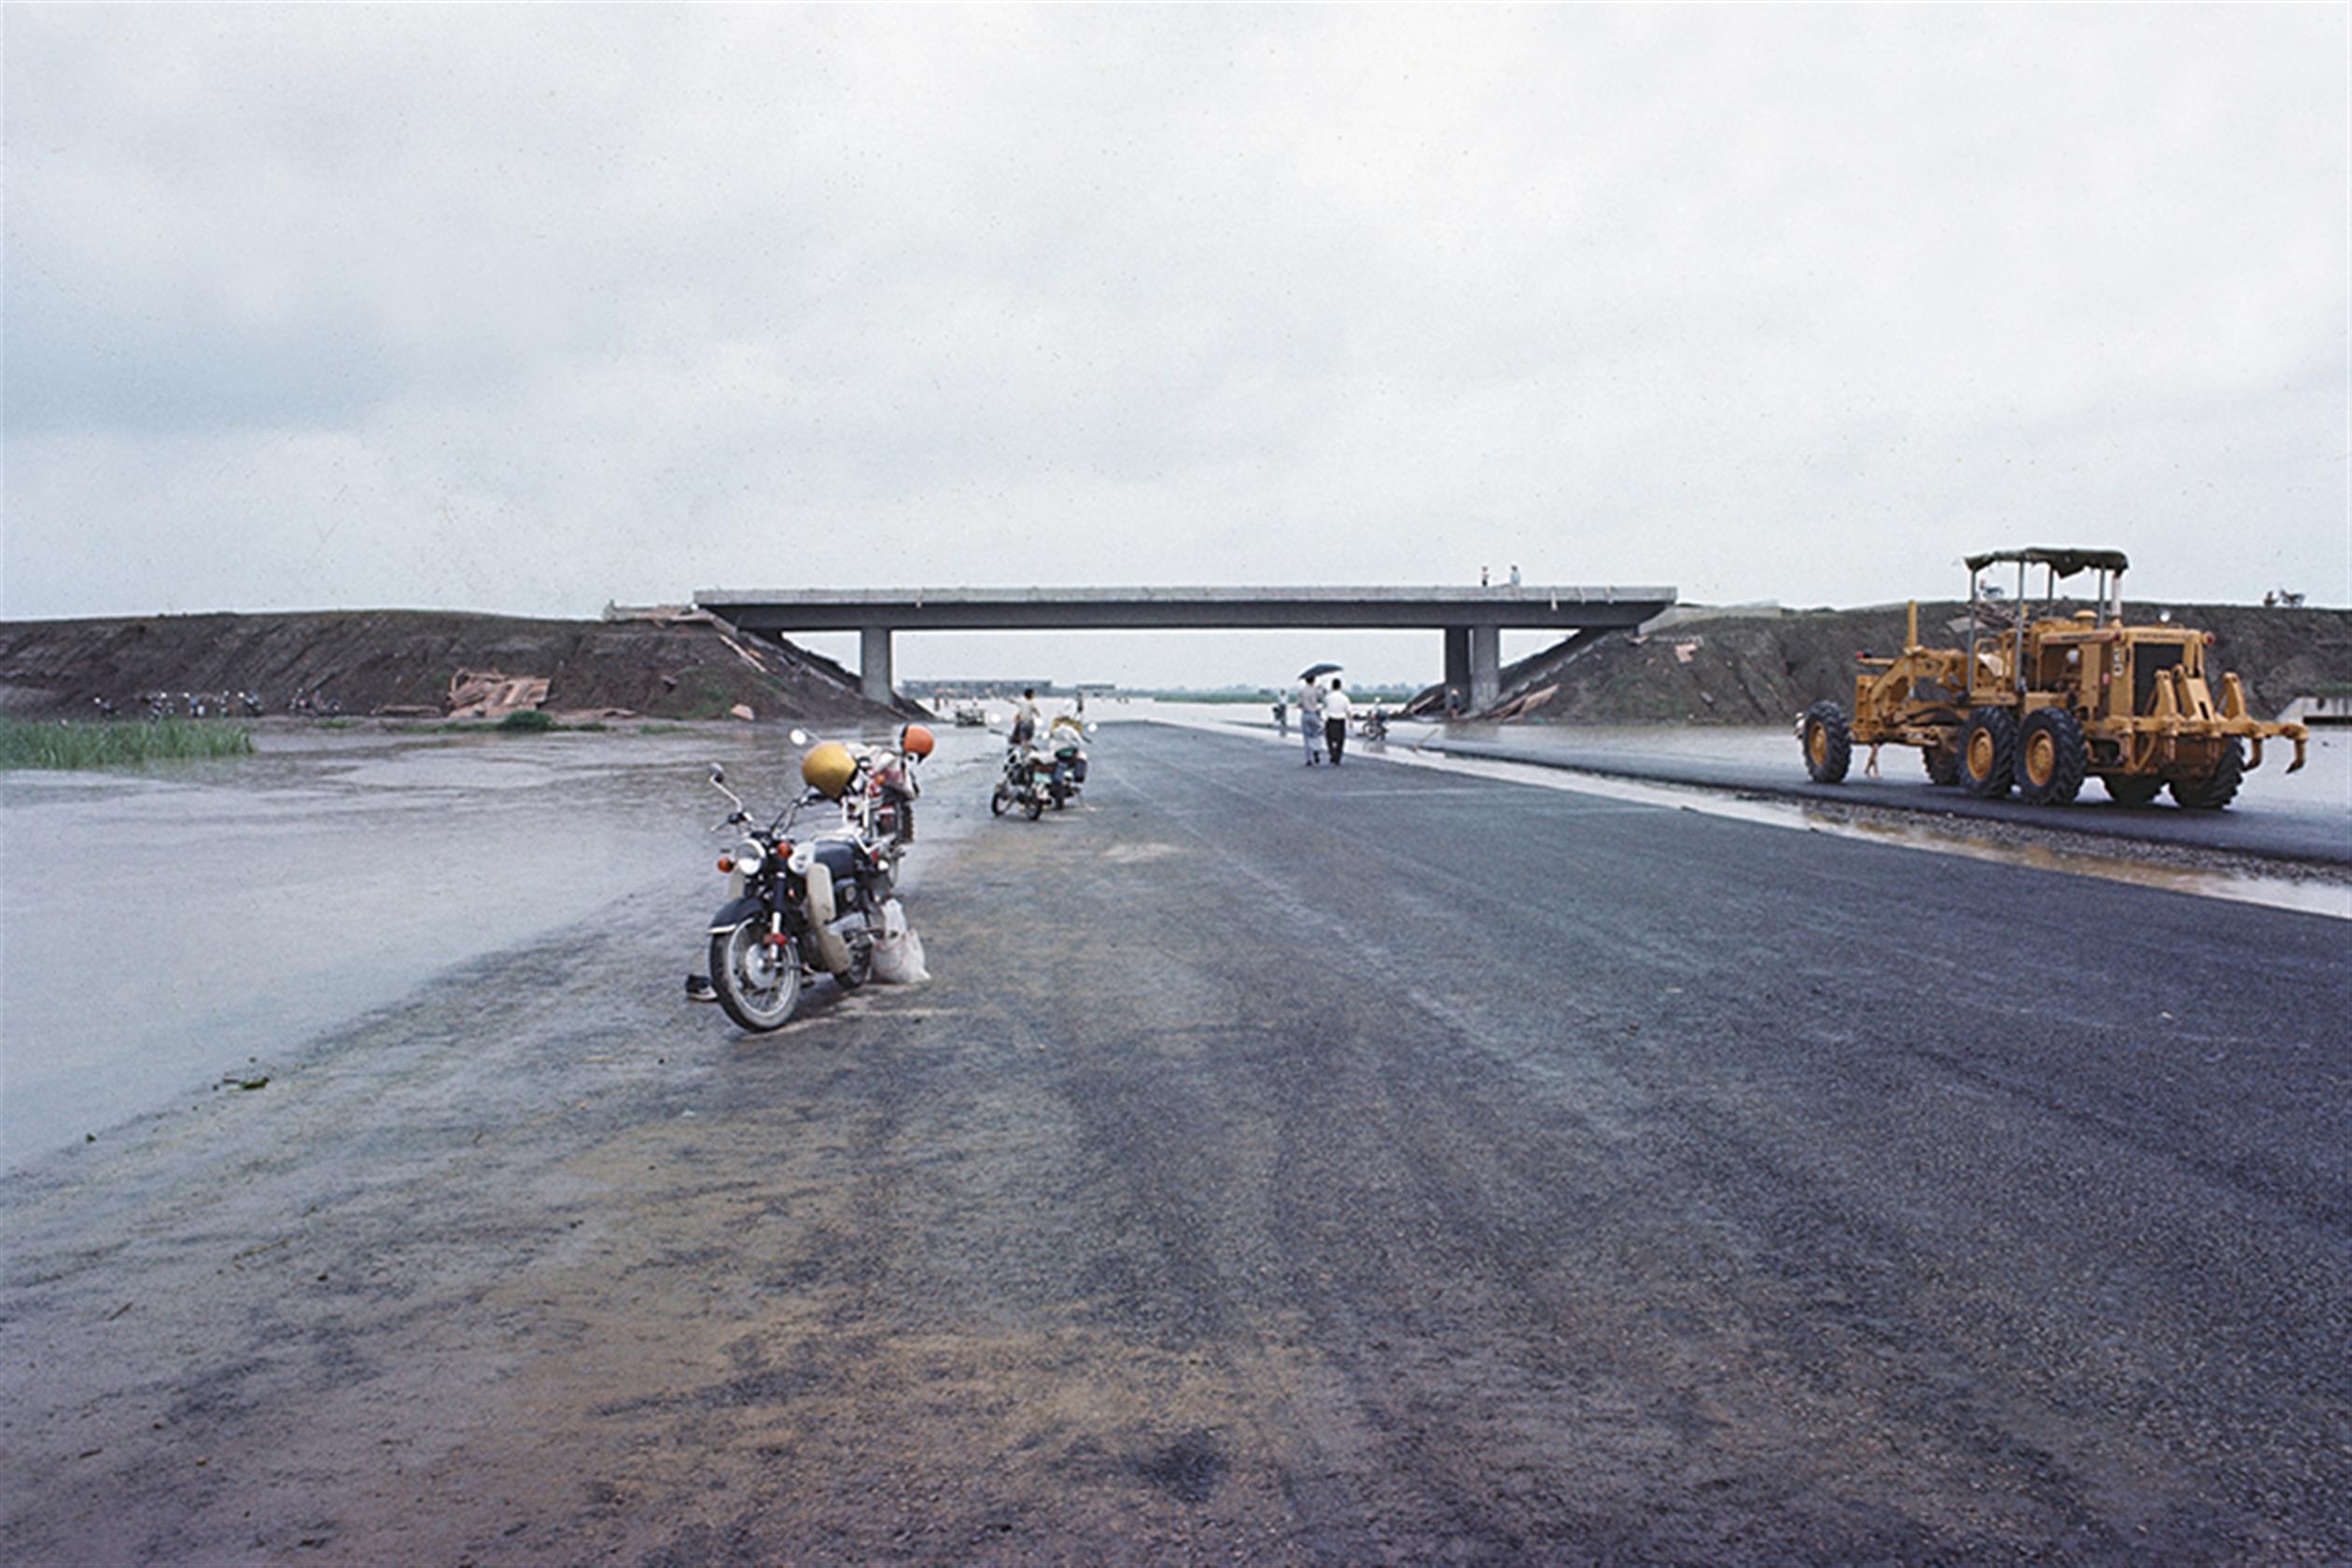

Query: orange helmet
<box><xmin>899</xmin><ymin>723</ymin><xmax>935</xmax><ymax>758</ymax></box>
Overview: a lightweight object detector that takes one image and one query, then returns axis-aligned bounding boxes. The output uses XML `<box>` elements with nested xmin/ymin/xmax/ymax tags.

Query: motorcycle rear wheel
<box><xmin>1025</xmin><ymin>796</ymin><xmax>1044</xmax><ymax>820</ymax></box>
<box><xmin>708</xmin><ymin>923</ymin><xmax>802</xmax><ymax>1032</ymax></box>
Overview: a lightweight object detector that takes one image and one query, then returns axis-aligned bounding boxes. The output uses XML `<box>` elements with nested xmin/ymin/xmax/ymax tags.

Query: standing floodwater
<box><xmin>0</xmin><ymin>727</ymin><xmax>803</xmax><ymax>1168</ymax></box>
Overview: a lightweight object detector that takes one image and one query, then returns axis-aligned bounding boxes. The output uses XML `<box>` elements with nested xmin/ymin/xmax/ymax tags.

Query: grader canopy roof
<box><xmin>1964</xmin><ymin>548</ymin><xmax>2130</xmax><ymax>578</ymax></box>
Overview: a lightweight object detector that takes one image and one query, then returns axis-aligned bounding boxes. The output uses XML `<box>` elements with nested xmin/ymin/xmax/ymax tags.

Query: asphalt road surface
<box><xmin>1410</xmin><ymin>729</ymin><xmax>2352</xmax><ymax>867</ymax></box>
<box><xmin>5</xmin><ymin>724</ymin><xmax>2346</xmax><ymax>1564</ymax></box>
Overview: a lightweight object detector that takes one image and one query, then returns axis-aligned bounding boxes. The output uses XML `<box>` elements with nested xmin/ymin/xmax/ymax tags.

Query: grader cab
<box><xmin>1798</xmin><ymin>548</ymin><xmax>2306</xmax><ymax>809</ymax></box>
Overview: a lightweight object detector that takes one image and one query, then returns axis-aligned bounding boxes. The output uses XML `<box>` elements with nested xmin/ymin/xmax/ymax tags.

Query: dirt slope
<box><xmin>1435</xmin><ymin>602</ymin><xmax>2351</xmax><ymax>724</ymax></box>
<box><xmin>0</xmin><ymin>610</ymin><xmax>921</xmax><ymax>725</ymax></box>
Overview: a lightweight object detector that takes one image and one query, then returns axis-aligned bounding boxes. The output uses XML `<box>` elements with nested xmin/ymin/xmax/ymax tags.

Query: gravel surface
<box><xmin>5</xmin><ymin>724</ymin><xmax>2346</xmax><ymax>1563</ymax></box>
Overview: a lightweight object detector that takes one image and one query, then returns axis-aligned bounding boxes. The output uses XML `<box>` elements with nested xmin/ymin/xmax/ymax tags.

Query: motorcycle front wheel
<box><xmin>990</xmin><ymin>783</ymin><xmax>1012</xmax><ymax>817</ymax></box>
<box><xmin>708</xmin><ymin>923</ymin><xmax>802</xmax><ymax>1032</ymax></box>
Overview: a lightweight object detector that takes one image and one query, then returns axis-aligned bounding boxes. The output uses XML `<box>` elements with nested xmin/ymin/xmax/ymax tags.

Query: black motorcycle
<box><xmin>1045</xmin><ymin>727</ymin><xmax>1088</xmax><ymax>808</ymax></box>
<box><xmin>691</xmin><ymin>762</ymin><xmax>896</xmax><ymax>1032</ymax></box>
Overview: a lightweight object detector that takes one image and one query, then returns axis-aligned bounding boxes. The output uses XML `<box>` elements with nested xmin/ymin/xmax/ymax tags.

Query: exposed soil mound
<box><xmin>0</xmin><ymin>610</ymin><xmax>922</xmax><ymax>725</ymax></box>
<box><xmin>1422</xmin><ymin>602</ymin><xmax>2351</xmax><ymax>725</ymax></box>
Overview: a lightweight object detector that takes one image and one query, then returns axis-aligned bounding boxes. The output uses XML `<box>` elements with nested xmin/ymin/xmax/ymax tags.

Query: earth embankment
<box><xmin>0</xmin><ymin>609</ymin><xmax>919</xmax><ymax>724</ymax></box>
<box><xmin>1432</xmin><ymin>601</ymin><xmax>2350</xmax><ymax>724</ymax></box>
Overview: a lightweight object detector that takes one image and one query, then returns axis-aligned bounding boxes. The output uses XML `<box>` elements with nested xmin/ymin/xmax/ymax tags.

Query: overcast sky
<box><xmin>4</xmin><ymin>5</ymin><xmax>2345</xmax><ymax>683</ymax></box>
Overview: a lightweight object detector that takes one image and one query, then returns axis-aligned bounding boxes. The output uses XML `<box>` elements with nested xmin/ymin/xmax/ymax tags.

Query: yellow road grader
<box><xmin>1798</xmin><ymin>548</ymin><xmax>2306</xmax><ymax>809</ymax></box>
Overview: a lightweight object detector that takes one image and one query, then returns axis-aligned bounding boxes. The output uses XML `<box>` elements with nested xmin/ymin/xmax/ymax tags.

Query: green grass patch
<box><xmin>0</xmin><ymin>718</ymin><xmax>255</xmax><ymax>770</ymax></box>
<box><xmin>495</xmin><ymin>709</ymin><xmax>559</xmax><ymax>733</ymax></box>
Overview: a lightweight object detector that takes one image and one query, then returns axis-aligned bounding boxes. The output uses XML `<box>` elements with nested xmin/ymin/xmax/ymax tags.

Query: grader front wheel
<box><xmin>1801</xmin><ymin>702</ymin><xmax>1853</xmax><ymax>783</ymax></box>
<box><xmin>2170</xmin><ymin>738</ymin><xmax>2246</xmax><ymax>811</ymax></box>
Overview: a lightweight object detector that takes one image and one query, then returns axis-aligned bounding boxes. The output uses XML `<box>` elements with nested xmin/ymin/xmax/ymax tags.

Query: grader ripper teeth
<box><xmin>1796</xmin><ymin>548</ymin><xmax>2305</xmax><ymax>811</ymax></box>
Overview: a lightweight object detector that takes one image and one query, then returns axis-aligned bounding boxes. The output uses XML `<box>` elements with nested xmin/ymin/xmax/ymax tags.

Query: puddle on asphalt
<box><xmin>1149</xmin><ymin>715</ymin><xmax>2352</xmax><ymax>920</ymax></box>
<box><xmin>1100</xmin><ymin>842</ymin><xmax>1183</xmax><ymax>862</ymax></box>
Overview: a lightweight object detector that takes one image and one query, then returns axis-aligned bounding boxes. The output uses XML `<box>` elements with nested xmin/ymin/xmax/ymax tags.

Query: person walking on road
<box><xmin>1010</xmin><ymin>688</ymin><xmax>1041</xmax><ymax>749</ymax></box>
<box><xmin>1323</xmin><ymin>679</ymin><xmax>1353</xmax><ymax>765</ymax></box>
<box><xmin>1295</xmin><ymin>676</ymin><xmax>1323</xmax><ymax>765</ymax></box>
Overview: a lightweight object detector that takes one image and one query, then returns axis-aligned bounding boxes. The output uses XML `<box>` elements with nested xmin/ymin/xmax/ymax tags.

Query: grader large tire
<box><xmin>1800</xmin><ymin>701</ymin><xmax>1853</xmax><ymax>783</ymax></box>
<box><xmin>1959</xmin><ymin>707</ymin><xmax>2018</xmax><ymax>798</ymax></box>
<box><xmin>2014</xmin><ymin>708</ymin><xmax>2088</xmax><ymax>805</ymax></box>
<box><xmin>2102</xmin><ymin>774</ymin><xmax>2163</xmax><ymax>807</ymax></box>
<box><xmin>2170</xmin><ymin>738</ymin><xmax>2246</xmax><ymax>811</ymax></box>
<box><xmin>1924</xmin><ymin>743</ymin><xmax>1962</xmax><ymax>787</ymax></box>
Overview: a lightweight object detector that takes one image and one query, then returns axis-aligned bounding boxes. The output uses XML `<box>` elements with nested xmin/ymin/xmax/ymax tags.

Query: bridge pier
<box><xmin>859</xmin><ymin>625</ymin><xmax>894</xmax><ymax>707</ymax></box>
<box><xmin>1469</xmin><ymin>625</ymin><xmax>1501</xmax><ymax>712</ymax></box>
<box><xmin>1441</xmin><ymin>626</ymin><xmax>1501</xmax><ymax>713</ymax></box>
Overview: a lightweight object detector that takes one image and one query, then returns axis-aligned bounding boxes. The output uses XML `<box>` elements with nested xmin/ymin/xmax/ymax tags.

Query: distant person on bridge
<box><xmin>1323</xmin><ymin>679</ymin><xmax>1352</xmax><ymax>765</ymax></box>
<box><xmin>1295</xmin><ymin>676</ymin><xmax>1323</xmax><ymax>765</ymax></box>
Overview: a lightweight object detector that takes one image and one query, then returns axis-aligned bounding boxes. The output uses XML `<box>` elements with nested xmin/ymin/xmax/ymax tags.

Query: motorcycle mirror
<box><xmin>708</xmin><ymin>763</ymin><xmax>725</xmax><ymax>784</ymax></box>
<box><xmin>788</xmin><ymin>728</ymin><xmax>810</xmax><ymax>746</ymax></box>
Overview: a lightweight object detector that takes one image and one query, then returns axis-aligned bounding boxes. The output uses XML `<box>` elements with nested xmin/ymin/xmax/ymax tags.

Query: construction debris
<box><xmin>446</xmin><ymin>669</ymin><xmax>551</xmax><ymax>720</ymax></box>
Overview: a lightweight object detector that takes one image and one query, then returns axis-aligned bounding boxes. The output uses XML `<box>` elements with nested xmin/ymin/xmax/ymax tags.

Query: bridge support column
<box><xmin>1469</xmin><ymin>625</ymin><xmax>1501</xmax><ymax>713</ymax></box>
<box><xmin>859</xmin><ymin>625</ymin><xmax>894</xmax><ymax>707</ymax></box>
<box><xmin>1442</xmin><ymin>626</ymin><xmax>1470</xmax><ymax>715</ymax></box>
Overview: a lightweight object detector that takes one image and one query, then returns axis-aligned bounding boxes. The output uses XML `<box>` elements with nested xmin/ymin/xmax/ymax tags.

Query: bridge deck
<box><xmin>694</xmin><ymin>585</ymin><xmax>1676</xmax><ymax>632</ymax></box>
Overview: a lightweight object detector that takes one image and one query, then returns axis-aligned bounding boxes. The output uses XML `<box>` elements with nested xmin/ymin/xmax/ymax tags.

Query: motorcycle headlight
<box><xmin>735</xmin><ymin>841</ymin><xmax>764</xmax><ymax>875</ymax></box>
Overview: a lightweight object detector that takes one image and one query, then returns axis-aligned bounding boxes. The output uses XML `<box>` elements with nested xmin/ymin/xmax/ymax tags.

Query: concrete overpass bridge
<box><xmin>693</xmin><ymin>585</ymin><xmax>1678</xmax><ymax>710</ymax></box>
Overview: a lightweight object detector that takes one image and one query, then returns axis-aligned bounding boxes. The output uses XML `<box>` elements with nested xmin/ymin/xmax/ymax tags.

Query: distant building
<box><xmin>913</xmin><ymin>679</ymin><xmax>1058</xmax><ymax>700</ymax></box>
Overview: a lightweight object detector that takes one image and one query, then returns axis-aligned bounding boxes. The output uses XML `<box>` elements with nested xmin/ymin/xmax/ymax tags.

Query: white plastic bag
<box><xmin>872</xmin><ymin>899</ymin><xmax>930</xmax><ymax>984</ymax></box>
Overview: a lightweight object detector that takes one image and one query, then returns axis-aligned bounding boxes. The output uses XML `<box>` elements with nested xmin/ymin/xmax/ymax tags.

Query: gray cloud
<box><xmin>3</xmin><ymin>5</ymin><xmax>2344</xmax><ymax>681</ymax></box>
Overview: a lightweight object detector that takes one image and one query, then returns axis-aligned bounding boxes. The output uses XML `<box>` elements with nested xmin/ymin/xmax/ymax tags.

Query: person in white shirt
<box><xmin>1322</xmin><ymin>679</ymin><xmax>1353</xmax><ymax>765</ymax></box>
<box><xmin>1295</xmin><ymin>678</ymin><xmax>1323</xmax><ymax>765</ymax></box>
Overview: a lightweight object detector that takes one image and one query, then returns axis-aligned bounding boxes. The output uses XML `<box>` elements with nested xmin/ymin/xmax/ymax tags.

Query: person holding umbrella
<box><xmin>1295</xmin><ymin>665</ymin><xmax>1331</xmax><ymax>765</ymax></box>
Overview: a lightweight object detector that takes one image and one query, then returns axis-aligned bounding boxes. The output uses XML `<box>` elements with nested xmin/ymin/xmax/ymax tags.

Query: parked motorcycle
<box><xmin>850</xmin><ymin>723</ymin><xmax>931</xmax><ymax>860</ymax></box>
<box><xmin>1044</xmin><ymin>719</ymin><xmax>1090</xmax><ymax>808</ymax></box>
<box><xmin>991</xmin><ymin>742</ymin><xmax>1052</xmax><ymax>820</ymax></box>
<box><xmin>690</xmin><ymin>743</ymin><xmax>901</xmax><ymax>1032</ymax></box>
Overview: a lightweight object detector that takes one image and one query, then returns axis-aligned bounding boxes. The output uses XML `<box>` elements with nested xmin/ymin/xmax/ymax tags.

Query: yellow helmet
<box><xmin>799</xmin><ymin>740</ymin><xmax>857</xmax><ymax>799</ymax></box>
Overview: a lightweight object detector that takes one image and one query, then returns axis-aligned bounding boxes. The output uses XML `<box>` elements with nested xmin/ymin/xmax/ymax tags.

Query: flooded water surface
<box><xmin>0</xmin><ymin>728</ymin><xmax>796</xmax><ymax>1167</ymax></box>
